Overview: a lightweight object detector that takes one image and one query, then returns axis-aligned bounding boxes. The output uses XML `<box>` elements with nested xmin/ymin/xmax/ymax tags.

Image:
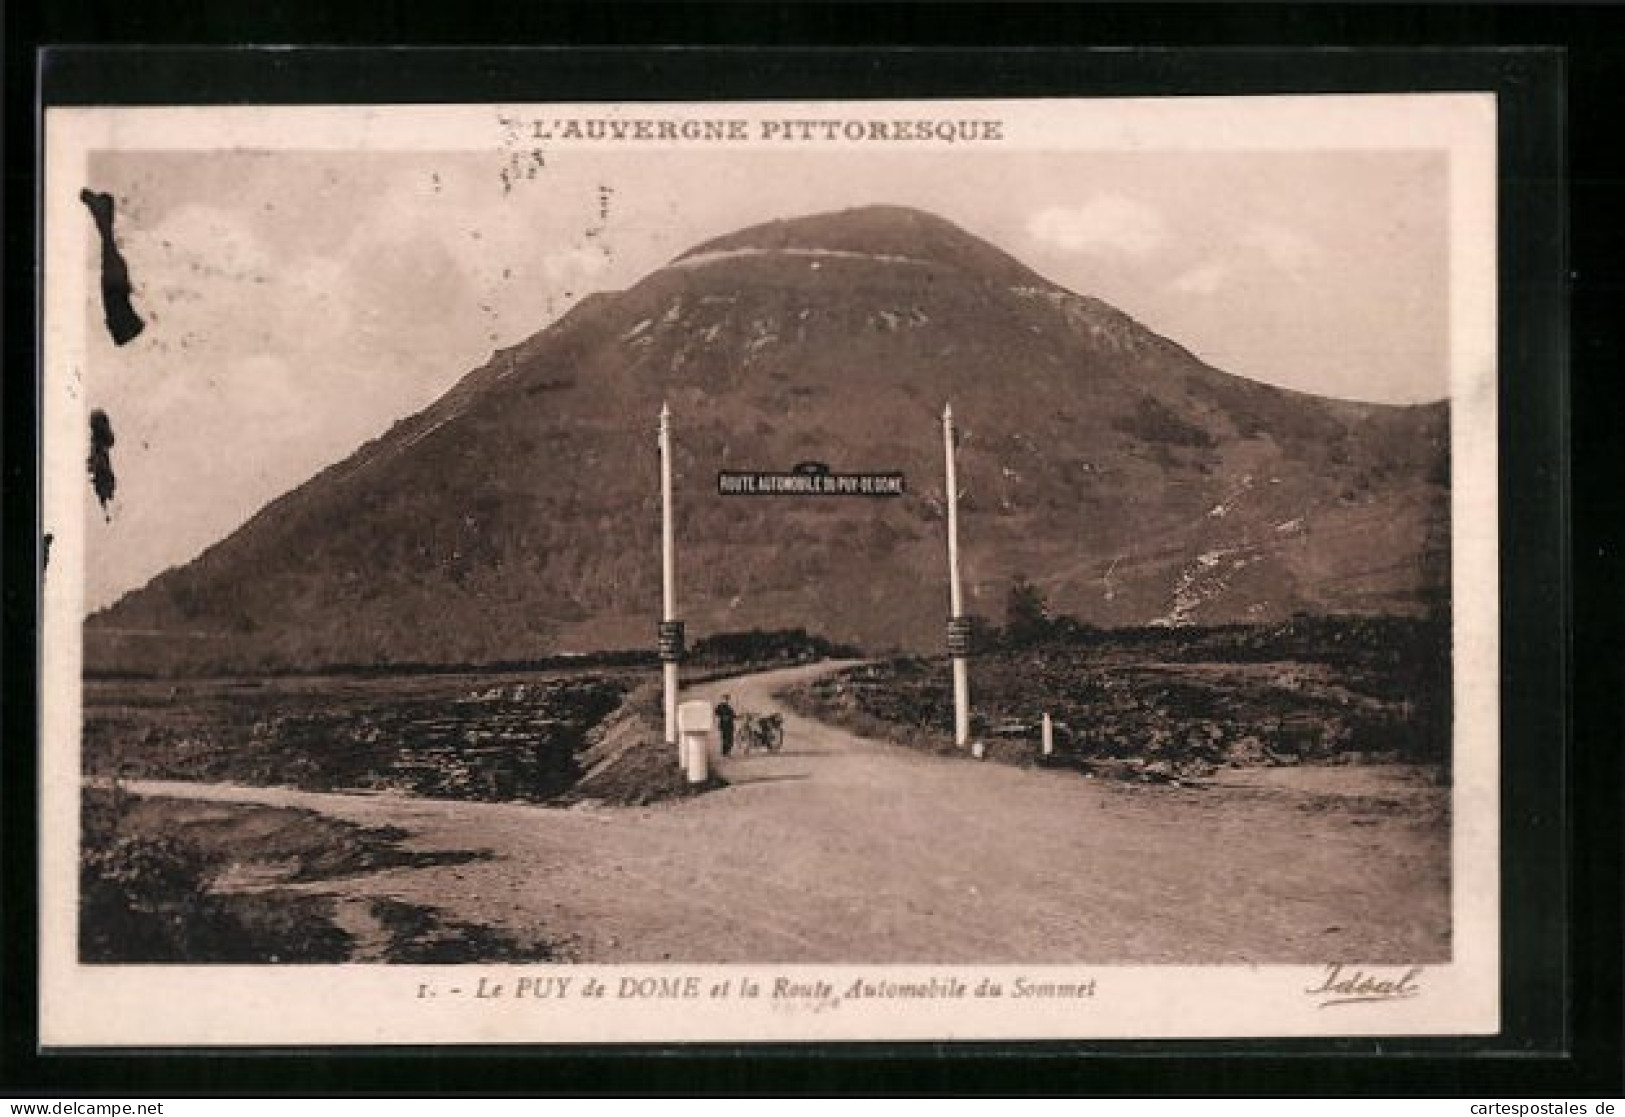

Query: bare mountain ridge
<box><xmin>89</xmin><ymin>205</ymin><xmax>1448</xmax><ymax>673</ymax></box>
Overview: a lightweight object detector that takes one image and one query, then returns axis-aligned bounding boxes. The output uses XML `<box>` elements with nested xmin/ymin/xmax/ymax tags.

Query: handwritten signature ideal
<box><xmin>1305</xmin><ymin>964</ymin><xmax>1423</xmax><ymax>1008</ymax></box>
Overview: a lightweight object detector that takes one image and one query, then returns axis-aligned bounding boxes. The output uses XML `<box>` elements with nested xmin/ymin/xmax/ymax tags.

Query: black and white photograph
<box><xmin>39</xmin><ymin>95</ymin><xmax>1499</xmax><ymax>1045</ymax></box>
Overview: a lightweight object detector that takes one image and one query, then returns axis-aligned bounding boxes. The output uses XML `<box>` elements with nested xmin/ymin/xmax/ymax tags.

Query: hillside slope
<box><xmin>89</xmin><ymin>205</ymin><xmax>1449</xmax><ymax>673</ymax></box>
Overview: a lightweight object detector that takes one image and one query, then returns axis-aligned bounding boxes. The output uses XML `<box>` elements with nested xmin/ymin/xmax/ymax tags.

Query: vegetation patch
<box><xmin>782</xmin><ymin>612</ymin><xmax>1450</xmax><ymax>785</ymax></box>
<box><xmin>80</xmin><ymin>787</ymin><xmax>557</xmax><ymax>964</ymax></box>
<box><xmin>84</xmin><ymin>671</ymin><xmax>629</xmax><ymax>804</ymax></box>
<box><xmin>366</xmin><ymin>897</ymin><xmax>557</xmax><ymax>964</ymax></box>
<box><xmin>689</xmin><ymin>628</ymin><xmax>861</xmax><ymax>668</ymax></box>
<box><xmin>81</xmin><ymin>787</ymin><xmax>491</xmax><ymax>963</ymax></box>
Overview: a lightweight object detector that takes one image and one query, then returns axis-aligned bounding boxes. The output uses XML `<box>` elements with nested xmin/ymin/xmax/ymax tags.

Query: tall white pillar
<box><xmin>658</xmin><ymin>402</ymin><xmax>681</xmax><ymax>753</ymax></box>
<box><xmin>943</xmin><ymin>403</ymin><xmax>972</xmax><ymax>747</ymax></box>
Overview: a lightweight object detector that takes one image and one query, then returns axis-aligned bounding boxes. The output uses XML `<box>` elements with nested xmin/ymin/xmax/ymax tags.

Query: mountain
<box><xmin>87</xmin><ymin>205</ymin><xmax>1449</xmax><ymax>673</ymax></box>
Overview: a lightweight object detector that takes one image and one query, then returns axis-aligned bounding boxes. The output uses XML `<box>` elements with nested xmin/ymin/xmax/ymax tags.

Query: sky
<box><xmin>72</xmin><ymin>137</ymin><xmax>1452</xmax><ymax>612</ymax></box>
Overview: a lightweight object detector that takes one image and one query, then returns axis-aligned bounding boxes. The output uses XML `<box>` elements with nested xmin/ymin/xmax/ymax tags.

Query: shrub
<box><xmin>80</xmin><ymin>832</ymin><xmax>217</xmax><ymax>962</ymax></box>
<box><xmin>80</xmin><ymin>791</ymin><xmax>356</xmax><ymax>963</ymax></box>
<box><xmin>1112</xmin><ymin>396</ymin><xmax>1216</xmax><ymax>450</ymax></box>
<box><xmin>1003</xmin><ymin>575</ymin><xmax>1052</xmax><ymax>648</ymax></box>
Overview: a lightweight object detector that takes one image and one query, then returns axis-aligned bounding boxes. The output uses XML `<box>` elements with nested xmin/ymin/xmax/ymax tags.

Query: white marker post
<box><xmin>1042</xmin><ymin>712</ymin><xmax>1055</xmax><ymax>758</ymax></box>
<box><xmin>943</xmin><ymin>403</ymin><xmax>972</xmax><ymax>748</ymax></box>
<box><xmin>677</xmin><ymin>699</ymin><xmax>714</xmax><ymax>785</ymax></box>
<box><xmin>657</xmin><ymin>402</ymin><xmax>682</xmax><ymax>757</ymax></box>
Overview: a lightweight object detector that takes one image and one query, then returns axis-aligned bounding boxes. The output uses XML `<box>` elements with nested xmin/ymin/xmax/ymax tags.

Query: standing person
<box><xmin>715</xmin><ymin>695</ymin><xmax>737</xmax><ymax>757</ymax></box>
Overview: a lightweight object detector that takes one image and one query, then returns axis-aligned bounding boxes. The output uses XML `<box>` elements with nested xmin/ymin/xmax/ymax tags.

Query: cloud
<box><xmin>539</xmin><ymin>245</ymin><xmax>612</xmax><ymax>288</ymax></box>
<box><xmin>1170</xmin><ymin>261</ymin><xmax>1230</xmax><ymax>296</ymax></box>
<box><xmin>1239</xmin><ymin>222</ymin><xmax>1319</xmax><ymax>277</ymax></box>
<box><xmin>141</xmin><ymin>203</ymin><xmax>276</xmax><ymax>280</ymax></box>
<box><xmin>1027</xmin><ymin>197</ymin><xmax>1168</xmax><ymax>259</ymax></box>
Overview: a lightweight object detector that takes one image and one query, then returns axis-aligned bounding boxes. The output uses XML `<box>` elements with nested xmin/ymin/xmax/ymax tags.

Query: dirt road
<box><xmin>124</xmin><ymin>662</ymin><xmax>1449</xmax><ymax>963</ymax></box>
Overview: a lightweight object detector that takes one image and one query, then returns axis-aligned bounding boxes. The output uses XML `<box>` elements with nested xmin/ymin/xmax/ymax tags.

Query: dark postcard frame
<box><xmin>4</xmin><ymin>11</ymin><xmax>1607</xmax><ymax>1097</ymax></box>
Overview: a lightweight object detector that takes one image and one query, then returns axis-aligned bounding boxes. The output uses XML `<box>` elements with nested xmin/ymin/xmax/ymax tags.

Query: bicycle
<box><xmin>738</xmin><ymin>711</ymin><xmax>785</xmax><ymax>754</ymax></box>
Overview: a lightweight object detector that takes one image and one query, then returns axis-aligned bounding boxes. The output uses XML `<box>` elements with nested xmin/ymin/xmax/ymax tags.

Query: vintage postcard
<box><xmin>40</xmin><ymin>94</ymin><xmax>1498</xmax><ymax>1045</ymax></box>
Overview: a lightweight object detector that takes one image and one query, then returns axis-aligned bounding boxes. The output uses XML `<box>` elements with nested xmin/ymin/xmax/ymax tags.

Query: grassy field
<box><xmin>781</xmin><ymin>616</ymin><xmax>1451</xmax><ymax>783</ymax></box>
<box><xmin>84</xmin><ymin>669</ymin><xmax>631</xmax><ymax>803</ymax></box>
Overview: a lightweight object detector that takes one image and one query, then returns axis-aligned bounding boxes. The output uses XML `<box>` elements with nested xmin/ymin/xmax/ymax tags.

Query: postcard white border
<box><xmin>39</xmin><ymin>95</ymin><xmax>1499</xmax><ymax>1046</ymax></box>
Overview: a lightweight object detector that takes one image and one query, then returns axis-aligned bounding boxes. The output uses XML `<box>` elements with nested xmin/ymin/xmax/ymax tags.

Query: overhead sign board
<box><xmin>718</xmin><ymin>461</ymin><xmax>906</xmax><ymax>497</ymax></box>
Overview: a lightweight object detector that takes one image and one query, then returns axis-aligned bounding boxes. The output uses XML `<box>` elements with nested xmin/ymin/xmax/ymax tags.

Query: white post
<box><xmin>1042</xmin><ymin>712</ymin><xmax>1054</xmax><ymax>758</ymax></box>
<box><xmin>659</xmin><ymin>402</ymin><xmax>680</xmax><ymax>755</ymax></box>
<box><xmin>943</xmin><ymin>403</ymin><xmax>971</xmax><ymax>748</ymax></box>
